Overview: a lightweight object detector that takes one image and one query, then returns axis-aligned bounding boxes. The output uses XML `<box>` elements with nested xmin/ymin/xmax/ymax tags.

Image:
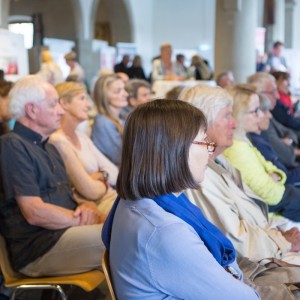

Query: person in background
<box><xmin>50</xmin><ymin>82</ymin><xmax>118</xmax><ymax>216</ymax></box>
<box><xmin>64</xmin><ymin>51</ymin><xmax>85</xmax><ymax>83</ymax></box>
<box><xmin>165</xmin><ymin>85</ymin><xmax>185</xmax><ymax>100</ymax></box>
<box><xmin>127</xmin><ymin>55</ymin><xmax>147</xmax><ymax>80</ymax></box>
<box><xmin>188</xmin><ymin>54</ymin><xmax>213</xmax><ymax>80</ymax></box>
<box><xmin>174</xmin><ymin>53</ymin><xmax>187</xmax><ymax>79</ymax></box>
<box><xmin>38</xmin><ymin>49</ymin><xmax>64</xmax><ymax>85</ymax></box>
<box><xmin>0</xmin><ymin>81</ymin><xmax>13</xmax><ymax>135</ymax></box>
<box><xmin>0</xmin><ymin>70</ymin><xmax>5</xmax><ymax>82</ymax></box>
<box><xmin>102</xmin><ymin>99</ymin><xmax>259</xmax><ymax>299</ymax></box>
<box><xmin>216</xmin><ymin>71</ymin><xmax>235</xmax><ymax>88</ymax></box>
<box><xmin>151</xmin><ymin>43</ymin><xmax>185</xmax><ymax>82</ymax></box>
<box><xmin>266</xmin><ymin>41</ymin><xmax>288</xmax><ymax>72</ymax></box>
<box><xmin>224</xmin><ymin>84</ymin><xmax>300</xmax><ymax>222</ymax></box>
<box><xmin>114</xmin><ymin>54</ymin><xmax>130</xmax><ymax>75</ymax></box>
<box><xmin>121</xmin><ymin>79</ymin><xmax>152</xmax><ymax>120</ymax></box>
<box><xmin>248</xmin><ymin>93</ymin><xmax>300</xmax><ymax>185</ymax></box>
<box><xmin>92</xmin><ymin>74</ymin><xmax>128</xmax><ymax>166</ymax></box>
<box><xmin>271</xmin><ymin>71</ymin><xmax>294</xmax><ymax>115</ymax></box>
<box><xmin>0</xmin><ymin>75</ymin><xmax>104</xmax><ymax>277</ymax></box>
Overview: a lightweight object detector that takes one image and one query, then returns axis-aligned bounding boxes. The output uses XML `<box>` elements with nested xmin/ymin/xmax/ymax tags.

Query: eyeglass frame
<box><xmin>192</xmin><ymin>140</ymin><xmax>217</xmax><ymax>153</ymax></box>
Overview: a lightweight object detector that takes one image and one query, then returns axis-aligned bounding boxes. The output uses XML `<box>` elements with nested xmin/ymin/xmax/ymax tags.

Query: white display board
<box><xmin>0</xmin><ymin>28</ymin><xmax>29</xmax><ymax>81</ymax></box>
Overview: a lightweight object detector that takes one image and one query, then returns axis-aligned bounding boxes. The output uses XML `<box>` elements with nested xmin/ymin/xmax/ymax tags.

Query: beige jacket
<box><xmin>185</xmin><ymin>156</ymin><xmax>291</xmax><ymax>262</ymax></box>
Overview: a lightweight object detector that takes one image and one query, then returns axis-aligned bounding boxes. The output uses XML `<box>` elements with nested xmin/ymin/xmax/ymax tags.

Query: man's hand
<box><xmin>282</xmin><ymin>227</ymin><xmax>300</xmax><ymax>252</ymax></box>
<box><xmin>73</xmin><ymin>202</ymin><xmax>106</xmax><ymax>225</ymax></box>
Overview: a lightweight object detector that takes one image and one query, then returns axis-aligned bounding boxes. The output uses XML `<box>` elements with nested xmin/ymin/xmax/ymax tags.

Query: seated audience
<box><xmin>180</xmin><ymin>85</ymin><xmax>300</xmax><ymax>265</ymax></box>
<box><xmin>121</xmin><ymin>79</ymin><xmax>152</xmax><ymax>119</ymax></box>
<box><xmin>127</xmin><ymin>55</ymin><xmax>147</xmax><ymax>80</ymax></box>
<box><xmin>248</xmin><ymin>72</ymin><xmax>300</xmax><ymax>168</ymax></box>
<box><xmin>151</xmin><ymin>43</ymin><xmax>185</xmax><ymax>82</ymax></box>
<box><xmin>50</xmin><ymin>82</ymin><xmax>118</xmax><ymax>216</ymax></box>
<box><xmin>0</xmin><ymin>81</ymin><xmax>13</xmax><ymax>135</ymax></box>
<box><xmin>0</xmin><ymin>75</ymin><xmax>104</xmax><ymax>277</ymax></box>
<box><xmin>216</xmin><ymin>71</ymin><xmax>235</xmax><ymax>88</ymax></box>
<box><xmin>102</xmin><ymin>99</ymin><xmax>259</xmax><ymax>299</ymax></box>
<box><xmin>248</xmin><ymin>94</ymin><xmax>300</xmax><ymax>185</ymax></box>
<box><xmin>266</xmin><ymin>41</ymin><xmax>288</xmax><ymax>72</ymax></box>
<box><xmin>187</xmin><ymin>54</ymin><xmax>213</xmax><ymax>80</ymax></box>
<box><xmin>224</xmin><ymin>84</ymin><xmax>300</xmax><ymax>222</ymax></box>
<box><xmin>64</xmin><ymin>51</ymin><xmax>85</xmax><ymax>83</ymax></box>
<box><xmin>92</xmin><ymin>74</ymin><xmax>128</xmax><ymax>166</ymax></box>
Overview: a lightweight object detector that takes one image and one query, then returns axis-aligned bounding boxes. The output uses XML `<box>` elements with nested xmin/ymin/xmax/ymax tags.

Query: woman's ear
<box><xmin>59</xmin><ymin>99</ymin><xmax>69</xmax><ymax>111</ymax></box>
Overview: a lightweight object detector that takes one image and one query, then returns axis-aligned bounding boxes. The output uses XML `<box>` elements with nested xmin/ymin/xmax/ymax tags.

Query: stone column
<box><xmin>73</xmin><ymin>0</ymin><xmax>100</xmax><ymax>89</ymax></box>
<box><xmin>214</xmin><ymin>0</ymin><xmax>257</xmax><ymax>83</ymax></box>
<box><xmin>0</xmin><ymin>0</ymin><xmax>10</xmax><ymax>29</ymax></box>
<box><xmin>265</xmin><ymin>0</ymin><xmax>285</xmax><ymax>51</ymax></box>
<box><xmin>285</xmin><ymin>0</ymin><xmax>297</xmax><ymax>48</ymax></box>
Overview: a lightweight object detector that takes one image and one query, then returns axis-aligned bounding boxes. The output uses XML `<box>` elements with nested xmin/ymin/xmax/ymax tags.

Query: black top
<box><xmin>0</xmin><ymin>122</ymin><xmax>77</xmax><ymax>271</ymax></box>
<box><xmin>114</xmin><ymin>62</ymin><xmax>129</xmax><ymax>74</ymax></box>
<box><xmin>127</xmin><ymin>66</ymin><xmax>146</xmax><ymax>80</ymax></box>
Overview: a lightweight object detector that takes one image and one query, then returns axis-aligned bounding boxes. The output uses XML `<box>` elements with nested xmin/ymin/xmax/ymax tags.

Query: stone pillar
<box><xmin>72</xmin><ymin>0</ymin><xmax>100</xmax><ymax>89</ymax></box>
<box><xmin>215</xmin><ymin>0</ymin><xmax>257</xmax><ymax>83</ymax></box>
<box><xmin>265</xmin><ymin>0</ymin><xmax>285</xmax><ymax>51</ymax></box>
<box><xmin>285</xmin><ymin>0</ymin><xmax>297</xmax><ymax>48</ymax></box>
<box><xmin>0</xmin><ymin>0</ymin><xmax>10</xmax><ymax>29</ymax></box>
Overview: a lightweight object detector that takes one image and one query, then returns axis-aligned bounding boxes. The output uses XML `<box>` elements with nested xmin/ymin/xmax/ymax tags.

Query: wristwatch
<box><xmin>101</xmin><ymin>170</ymin><xmax>109</xmax><ymax>181</ymax></box>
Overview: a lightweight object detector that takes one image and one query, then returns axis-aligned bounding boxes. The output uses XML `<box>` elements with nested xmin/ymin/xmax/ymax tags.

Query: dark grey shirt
<box><xmin>0</xmin><ymin>122</ymin><xmax>77</xmax><ymax>271</ymax></box>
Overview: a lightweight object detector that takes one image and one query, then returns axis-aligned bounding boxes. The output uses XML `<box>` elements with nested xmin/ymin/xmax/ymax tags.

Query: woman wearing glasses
<box><xmin>224</xmin><ymin>84</ymin><xmax>300</xmax><ymax>222</ymax></box>
<box><xmin>102</xmin><ymin>99</ymin><xmax>259</xmax><ymax>299</ymax></box>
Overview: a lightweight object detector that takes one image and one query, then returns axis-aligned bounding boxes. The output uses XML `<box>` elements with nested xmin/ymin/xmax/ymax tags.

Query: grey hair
<box><xmin>9</xmin><ymin>75</ymin><xmax>49</xmax><ymax>119</ymax></box>
<box><xmin>258</xmin><ymin>93</ymin><xmax>271</xmax><ymax>112</ymax></box>
<box><xmin>247</xmin><ymin>72</ymin><xmax>275</xmax><ymax>93</ymax></box>
<box><xmin>179</xmin><ymin>85</ymin><xmax>233</xmax><ymax>126</ymax></box>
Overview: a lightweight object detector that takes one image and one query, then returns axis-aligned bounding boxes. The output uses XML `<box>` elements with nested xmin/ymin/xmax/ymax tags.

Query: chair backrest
<box><xmin>102</xmin><ymin>250</ymin><xmax>117</xmax><ymax>300</ymax></box>
<box><xmin>0</xmin><ymin>234</ymin><xmax>24</xmax><ymax>285</ymax></box>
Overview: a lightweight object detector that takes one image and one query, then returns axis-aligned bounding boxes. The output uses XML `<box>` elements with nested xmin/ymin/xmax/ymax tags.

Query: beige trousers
<box><xmin>20</xmin><ymin>224</ymin><xmax>104</xmax><ymax>277</ymax></box>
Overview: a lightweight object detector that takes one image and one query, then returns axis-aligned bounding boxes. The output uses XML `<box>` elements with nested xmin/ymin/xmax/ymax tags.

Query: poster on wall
<box><xmin>0</xmin><ymin>29</ymin><xmax>29</xmax><ymax>81</ymax></box>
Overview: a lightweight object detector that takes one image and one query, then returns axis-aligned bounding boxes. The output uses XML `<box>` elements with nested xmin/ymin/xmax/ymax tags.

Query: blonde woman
<box><xmin>50</xmin><ymin>82</ymin><xmax>118</xmax><ymax>215</ymax></box>
<box><xmin>224</xmin><ymin>84</ymin><xmax>300</xmax><ymax>222</ymax></box>
<box><xmin>92</xmin><ymin>74</ymin><xmax>128</xmax><ymax>166</ymax></box>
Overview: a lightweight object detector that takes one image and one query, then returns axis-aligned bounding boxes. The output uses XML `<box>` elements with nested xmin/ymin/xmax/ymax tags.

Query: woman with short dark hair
<box><xmin>102</xmin><ymin>99</ymin><xmax>259</xmax><ymax>299</ymax></box>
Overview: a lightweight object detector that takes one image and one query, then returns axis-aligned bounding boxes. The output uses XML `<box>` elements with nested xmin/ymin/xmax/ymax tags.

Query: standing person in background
<box><xmin>266</xmin><ymin>41</ymin><xmax>288</xmax><ymax>72</ymax></box>
<box><xmin>114</xmin><ymin>55</ymin><xmax>130</xmax><ymax>75</ymax></box>
<box><xmin>151</xmin><ymin>43</ymin><xmax>186</xmax><ymax>82</ymax></box>
<box><xmin>38</xmin><ymin>49</ymin><xmax>64</xmax><ymax>85</ymax></box>
<box><xmin>64</xmin><ymin>51</ymin><xmax>85</xmax><ymax>83</ymax></box>
<box><xmin>92</xmin><ymin>74</ymin><xmax>128</xmax><ymax>166</ymax></box>
<box><xmin>127</xmin><ymin>55</ymin><xmax>147</xmax><ymax>80</ymax></box>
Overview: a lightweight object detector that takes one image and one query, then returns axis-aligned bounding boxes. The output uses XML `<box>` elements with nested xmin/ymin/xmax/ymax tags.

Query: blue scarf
<box><xmin>102</xmin><ymin>193</ymin><xmax>236</xmax><ymax>267</ymax></box>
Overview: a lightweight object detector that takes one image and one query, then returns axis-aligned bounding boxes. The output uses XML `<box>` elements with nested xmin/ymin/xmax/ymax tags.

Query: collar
<box><xmin>13</xmin><ymin>121</ymin><xmax>49</xmax><ymax>146</ymax></box>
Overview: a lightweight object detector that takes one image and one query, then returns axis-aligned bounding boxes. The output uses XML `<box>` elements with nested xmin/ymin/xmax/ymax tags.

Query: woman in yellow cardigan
<box><xmin>224</xmin><ymin>84</ymin><xmax>300</xmax><ymax>221</ymax></box>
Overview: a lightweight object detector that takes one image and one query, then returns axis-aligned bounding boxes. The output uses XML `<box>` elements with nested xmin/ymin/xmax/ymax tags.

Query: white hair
<box><xmin>247</xmin><ymin>72</ymin><xmax>275</xmax><ymax>92</ymax></box>
<box><xmin>179</xmin><ymin>85</ymin><xmax>233</xmax><ymax>126</ymax></box>
<box><xmin>9</xmin><ymin>75</ymin><xmax>49</xmax><ymax>119</ymax></box>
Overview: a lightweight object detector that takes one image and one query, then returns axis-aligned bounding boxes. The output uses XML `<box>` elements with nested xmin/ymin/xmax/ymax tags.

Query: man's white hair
<box><xmin>9</xmin><ymin>75</ymin><xmax>49</xmax><ymax>119</ymax></box>
<box><xmin>247</xmin><ymin>72</ymin><xmax>275</xmax><ymax>92</ymax></box>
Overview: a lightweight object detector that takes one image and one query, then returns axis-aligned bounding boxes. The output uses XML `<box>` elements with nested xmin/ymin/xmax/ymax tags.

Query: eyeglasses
<box><xmin>247</xmin><ymin>107</ymin><xmax>261</xmax><ymax>116</ymax></box>
<box><xmin>192</xmin><ymin>140</ymin><xmax>217</xmax><ymax>153</ymax></box>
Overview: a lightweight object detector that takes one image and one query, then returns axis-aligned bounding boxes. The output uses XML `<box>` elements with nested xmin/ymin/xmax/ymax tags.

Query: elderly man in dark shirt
<box><xmin>0</xmin><ymin>75</ymin><xmax>104</xmax><ymax>277</ymax></box>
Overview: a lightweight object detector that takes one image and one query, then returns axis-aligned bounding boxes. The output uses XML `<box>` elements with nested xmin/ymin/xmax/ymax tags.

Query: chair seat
<box><xmin>4</xmin><ymin>269</ymin><xmax>106</xmax><ymax>292</ymax></box>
